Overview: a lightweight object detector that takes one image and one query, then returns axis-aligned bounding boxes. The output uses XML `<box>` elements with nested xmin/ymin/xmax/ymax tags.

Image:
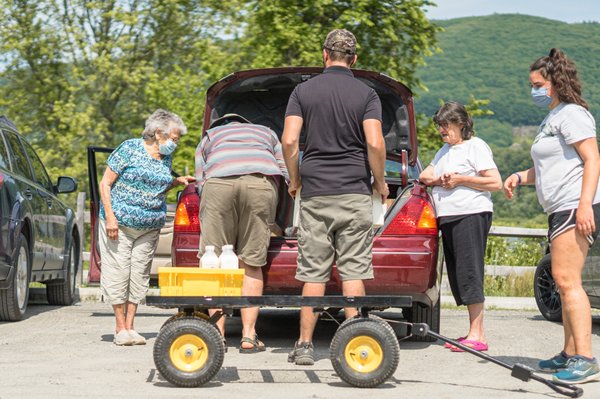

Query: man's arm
<box><xmin>363</xmin><ymin>119</ymin><xmax>389</xmax><ymax>201</ymax></box>
<box><xmin>281</xmin><ymin>115</ymin><xmax>303</xmax><ymax>198</ymax></box>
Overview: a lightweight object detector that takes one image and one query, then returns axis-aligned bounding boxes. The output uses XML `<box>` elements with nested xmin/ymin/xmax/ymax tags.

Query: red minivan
<box><xmin>171</xmin><ymin>67</ymin><xmax>443</xmax><ymax>337</ymax></box>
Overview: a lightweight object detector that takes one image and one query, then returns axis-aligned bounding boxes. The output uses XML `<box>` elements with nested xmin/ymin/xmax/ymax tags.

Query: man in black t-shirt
<box><xmin>282</xmin><ymin>28</ymin><xmax>389</xmax><ymax>366</ymax></box>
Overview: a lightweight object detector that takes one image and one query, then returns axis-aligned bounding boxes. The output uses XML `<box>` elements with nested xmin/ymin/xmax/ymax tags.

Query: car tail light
<box><xmin>174</xmin><ymin>193</ymin><xmax>200</xmax><ymax>233</ymax></box>
<box><xmin>382</xmin><ymin>195</ymin><xmax>437</xmax><ymax>236</ymax></box>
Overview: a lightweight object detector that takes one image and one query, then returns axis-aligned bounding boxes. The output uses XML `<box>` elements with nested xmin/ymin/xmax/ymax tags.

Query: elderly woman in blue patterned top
<box><xmin>99</xmin><ymin>109</ymin><xmax>195</xmax><ymax>346</ymax></box>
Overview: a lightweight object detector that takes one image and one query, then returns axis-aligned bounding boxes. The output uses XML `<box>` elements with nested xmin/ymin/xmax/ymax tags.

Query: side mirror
<box><xmin>55</xmin><ymin>176</ymin><xmax>78</xmax><ymax>194</ymax></box>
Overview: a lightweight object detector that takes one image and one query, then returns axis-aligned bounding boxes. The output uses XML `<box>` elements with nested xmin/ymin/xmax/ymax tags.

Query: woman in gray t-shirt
<box><xmin>504</xmin><ymin>48</ymin><xmax>600</xmax><ymax>384</ymax></box>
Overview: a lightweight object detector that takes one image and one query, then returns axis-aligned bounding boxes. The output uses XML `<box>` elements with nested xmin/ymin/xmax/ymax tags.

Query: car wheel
<box><xmin>534</xmin><ymin>254</ymin><xmax>562</xmax><ymax>322</ymax></box>
<box><xmin>329</xmin><ymin>315</ymin><xmax>400</xmax><ymax>388</ymax></box>
<box><xmin>403</xmin><ymin>297</ymin><xmax>440</xmax><ymax>342</ymax></box>
<box><xmin>0</xmin><ymin>233</ymin><xmax>31</xmax><ymax>321</ymax></box>
<box><xmin>46</xmin><ymin>234</ymin><xmax>79</xmax><ymax>306</ymax></box>
<box><xmin>153</xmin><ymin>316</ymin><xmax>225</xmax><ymax>387</ymax></box>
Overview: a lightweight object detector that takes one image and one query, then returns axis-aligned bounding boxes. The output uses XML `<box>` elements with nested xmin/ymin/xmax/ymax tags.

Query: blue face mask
<box><xmin>159</xmin><ymin>139</ymin><xmax>177</xmax><ymax>155</ymax></box>
<box><xmin>531</xmin><ymin>86</ymin><xmax>553</xmax><ymax>108</ymax></box>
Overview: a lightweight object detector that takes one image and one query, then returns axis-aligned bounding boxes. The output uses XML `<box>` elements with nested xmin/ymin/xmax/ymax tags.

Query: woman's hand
<box><xmin>440</xmin><ymin>172</ymin><xmax>461</xmax><ymax>189</ymax></box>
<box><xmin>576</xmin><ymin>203</ymin><xmax>595</xmax><ymax>237</ymax></box>
<box><xmin>503</xmin><ymin>174</ymin><xmax>520</xmax><ymax>200</ymax></box>
<box><xmin>174</xmin><ymin>175</ymin><xmax>196</xmax><ymax>186</ymax></box>
<box><xmin>106</xmin><ymin>217</ymin><xmax>119</xmax><ymax>241</ymax></box>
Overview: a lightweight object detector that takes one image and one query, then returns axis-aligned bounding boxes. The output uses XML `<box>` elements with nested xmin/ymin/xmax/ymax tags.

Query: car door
<box><xmin>3</xmin><ymin>131</ymin><xmax>47</xmax><ymax>271</ymax></box>
<box><xmin>21</xmin><ymin>140</ymin><xmax>66</xmax><ymax>270</ymax></box>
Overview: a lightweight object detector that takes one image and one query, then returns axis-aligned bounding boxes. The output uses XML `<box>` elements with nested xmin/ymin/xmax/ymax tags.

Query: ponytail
<box><xmin>530</xmin><ymin>48</ymin><xmax>588</xmax><ymax>109</ymax></box>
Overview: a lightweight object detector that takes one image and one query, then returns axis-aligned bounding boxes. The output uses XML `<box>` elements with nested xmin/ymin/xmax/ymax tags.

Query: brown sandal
<box><xmin>239</xmin><ymin>335</ymin><xmax>266</xmax><ymax>353</ymax></box>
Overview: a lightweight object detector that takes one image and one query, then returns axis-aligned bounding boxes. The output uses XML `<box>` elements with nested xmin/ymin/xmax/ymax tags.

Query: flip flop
<box><xmin>450</xmin><ymin>339</ymin><xmax>488</xmax><ymax>352</ymax></box>
<box><xmin>443</xmin><ymin>336</ymin><xmax>466</xmax><ymax>348</ymax></box>
<box><xmin>239</xmin><ymin>335</ymin><xmax>266</xmax><ymax>353</ymax></box>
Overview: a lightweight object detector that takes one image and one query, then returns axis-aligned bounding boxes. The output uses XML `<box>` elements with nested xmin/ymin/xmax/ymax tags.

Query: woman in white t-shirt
<box><xmin>420</xmin><ymin>102</ymin><xmax>502</xmax><ymax>352</ymax></box>
<box><xmin>504</xmin><ymin>49</ymin><xmax>600</xmax><ymax>384</ymax></box>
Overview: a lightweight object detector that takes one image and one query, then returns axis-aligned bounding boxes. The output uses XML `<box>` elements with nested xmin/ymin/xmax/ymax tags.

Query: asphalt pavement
<box><xmin>1</xmin><ymin>302</ymin><xmax>600</xmax><ymax>399</ymax></box>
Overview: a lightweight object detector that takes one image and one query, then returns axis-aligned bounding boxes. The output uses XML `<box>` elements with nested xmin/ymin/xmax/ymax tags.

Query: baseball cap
<box><xmin>209</xmin><ymin>113</ymin><xmax>251</xmax><ymax>129</ymax></box>
<box><xmin>323</xmin><ymin>29</ymin><xmax>357</xmax><ymax>55</ymax></box>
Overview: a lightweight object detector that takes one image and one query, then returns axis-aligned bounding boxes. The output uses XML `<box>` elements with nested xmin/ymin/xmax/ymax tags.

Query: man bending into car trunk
<box><xmin>282</xmin><ymin>28</ymin><xmax>389</xmax><ymax>366</ymax></box>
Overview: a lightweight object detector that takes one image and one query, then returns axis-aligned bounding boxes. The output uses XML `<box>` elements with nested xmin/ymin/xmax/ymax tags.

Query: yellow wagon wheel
<box><xmin>170</xmin><ymin>334</ymin><xmax>210</xmax><ymax>372</ymax></box>
<box><xmin>154</xmin><ymin>316</ymin><xmax>225</xmax><ymax>387</ymax></box>
<box><xmin>330</xmin><ymin>315</ymin><xmax>400</xmax><ymax>388</ymax></box>
<box><xmin>344</xmin><ymin>335</ymin><xmax>384</xmax><ymax>373</ymax></box>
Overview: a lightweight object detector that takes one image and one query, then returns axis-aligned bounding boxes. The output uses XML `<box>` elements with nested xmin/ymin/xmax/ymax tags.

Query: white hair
<box><xmin>141</xmin><ymin>109</ymin><xmax>187</xmax><ymax>140</ymax></box>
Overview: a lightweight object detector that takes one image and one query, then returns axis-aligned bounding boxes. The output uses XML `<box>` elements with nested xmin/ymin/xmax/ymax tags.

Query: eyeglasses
<box><xmin>434</xmin><ymin>122</ymin><xmax>448</xmax><ymax>130</ymax></box>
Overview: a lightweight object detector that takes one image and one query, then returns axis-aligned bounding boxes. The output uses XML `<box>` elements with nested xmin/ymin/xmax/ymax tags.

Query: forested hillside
<box><xmin>415</xmin><ymin>14</ymin><xmax>600</xmax><ymax>225</ymax></box>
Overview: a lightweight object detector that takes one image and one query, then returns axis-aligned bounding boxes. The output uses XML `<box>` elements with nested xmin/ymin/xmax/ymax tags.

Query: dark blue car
<box><xmin>0</xmin><ymin>116</ymin><xmax>80</xmax><ymax>321</ymax></box>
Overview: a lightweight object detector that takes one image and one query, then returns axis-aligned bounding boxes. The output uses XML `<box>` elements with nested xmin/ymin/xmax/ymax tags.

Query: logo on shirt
<box><xmin>534</xmin><ymin>123</ymin><xmax>555</xmax><ymax>143</ymax></box>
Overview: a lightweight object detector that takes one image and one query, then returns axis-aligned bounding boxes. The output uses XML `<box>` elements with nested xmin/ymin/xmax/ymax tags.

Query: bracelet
<box><xmin>512</xmin><ymin>173</ymin><xmax>522</xmax><ymax>186</ymax></box>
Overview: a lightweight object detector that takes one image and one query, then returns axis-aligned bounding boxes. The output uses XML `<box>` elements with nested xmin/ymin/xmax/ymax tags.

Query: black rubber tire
<box><xmin>153</xmin><ymin>317</ymin><xmax>225</xmax><ymax>387</ymax></box>
<box><xmin>403</xmin><ymin>297</ymin><xmax>441</xmax><ymax>342</ymax></box>
<box><xmin>534</xmin><ymin>254</ymin><xmax>562</xmax><ymax>322</ymax></box>
<box><xmin>0</xmin><ymin>233</ymin><xmax>31</xmax><ymax>321</ymax></box>
<box><xmin>330</xmin><ymin>316</ymin><xmax>400</xmax><ymax>388</ymax></box>
<box><xmin>47</xmin><ymin>234</ymin><xmax>78</xmax><ymax>306</ymax></box>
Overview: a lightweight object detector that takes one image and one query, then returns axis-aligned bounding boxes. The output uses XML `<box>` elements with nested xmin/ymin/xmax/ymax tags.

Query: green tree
<box><xmin>239</xmin><ymin>0</ymin><xmax>440</xmax><ymax>89</ymax></box>
<box><xmin>1</xmin><ymin>0</ymin><xmax>441</xmax><ymax>203</ymax></box>
<box><xmin>0</xmin><ymin>0</ymin><xmax>235</xmax><ymax>190</ymax></box>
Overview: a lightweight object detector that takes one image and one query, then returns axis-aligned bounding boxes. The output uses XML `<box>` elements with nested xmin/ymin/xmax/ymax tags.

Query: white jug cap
<box><xmin>205</xmin><ymin>245</ymin><xmax>215</xmax><ymax>250</ymax></box>
<box><xmin>222</xmin><ymin>244</ymin><xmax>233</xmax><ymax>250</ymax></box>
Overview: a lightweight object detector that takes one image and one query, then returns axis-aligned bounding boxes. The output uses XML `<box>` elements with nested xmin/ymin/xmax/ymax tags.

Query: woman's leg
<box><xmin>466</xmin><ymin>302</ymin><xmax>485</xmax><ymax>343</ymax></box>
<box><xmin>127</xmin><ymin>228</ymin><xmax>160</xmax><ymax>331</ymax></box>
<box><xmin>551</xmin><ymin>228</ymin><xmax>591</xmax><ymax>357</ymax></box>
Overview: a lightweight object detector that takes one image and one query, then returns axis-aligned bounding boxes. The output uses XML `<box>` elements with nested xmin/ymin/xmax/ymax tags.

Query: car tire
<box><xmin>329</xmin><ymin>315</ymin><xmax>400</xmax><ymax>388</ymax></box>
<box><xmin>153</xmin><ymin>316</ymin><xmax>225</xmax><ymax>387</ymax></box>
<box><xmin>534</xmin><ymin>254</ymin><xmax>562</xmax><ymax>322</ymax></box>
<box><xmin>404</xmin><ymin>297</ymin><xmax>440</xmax><ymax>342</ymax></box>
<box><xmin>47</xmin><ymin>234</ymin><xmax>79</xmax><ymax>306</ymax></box>
<box><xmin>0</xmin><ymin>233</ymin><xmax>31</xmax><ymax>321</ymax></box>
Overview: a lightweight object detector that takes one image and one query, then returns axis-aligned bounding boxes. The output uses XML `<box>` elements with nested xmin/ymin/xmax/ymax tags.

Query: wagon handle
<box><xmin>421</xmin><ymin>328</ymin><xmax>583</xmax><ymax>398</ymax></box>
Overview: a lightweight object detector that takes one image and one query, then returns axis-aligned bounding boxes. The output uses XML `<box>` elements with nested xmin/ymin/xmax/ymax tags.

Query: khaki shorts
<box><xmin>296</xmin><ymin>194</ymin><xmax>374</xmax><ymax>283</ymax></box>
<box><xmin>99</xmin><ymin>219</ymin><xmax>160</xmax><ymax>305</ymax></box>
<box><xmin>199</xmin><ymin>174</ymin><xmax>277</xmax><ymax>267</ymax></box>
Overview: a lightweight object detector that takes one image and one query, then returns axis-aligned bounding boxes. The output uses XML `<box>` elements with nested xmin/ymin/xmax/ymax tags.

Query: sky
<box><xmin>425</xmin><ymin>0</ymin><xmax>600</xmax><ymax>23</ymax></box>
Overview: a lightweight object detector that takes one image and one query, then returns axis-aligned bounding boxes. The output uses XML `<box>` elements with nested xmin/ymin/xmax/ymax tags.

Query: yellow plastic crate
<box><xmin>158</xmin><ymin>267</ymin><xmax>244</xmax><ymax>296</ymax></box>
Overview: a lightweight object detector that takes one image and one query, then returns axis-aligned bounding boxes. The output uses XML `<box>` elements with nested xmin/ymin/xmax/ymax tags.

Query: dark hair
<box><xmin>325</xmin><ymin>48</ymin><xmax>355</xmax><ymax>65</ymax></box>
<box><xmin>530</xmin><ymin>48</ymin><xmax>588</xmax><ymax>109</ymax></box>
<box><xmin>432</xmin><ymin>101</ymin><xmax>474</xmax><ymax>140</ymax></box>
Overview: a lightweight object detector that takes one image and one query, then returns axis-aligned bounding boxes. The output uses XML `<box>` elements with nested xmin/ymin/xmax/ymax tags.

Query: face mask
<box><xmin>531</xmin><ymin>86</ymin><xmax>553</xmax><ymax>108</ymax></box>
<box><xmin>159</xmin><ymin>139</ymin><xmax>177</xmax><ymax>155</ymax></box>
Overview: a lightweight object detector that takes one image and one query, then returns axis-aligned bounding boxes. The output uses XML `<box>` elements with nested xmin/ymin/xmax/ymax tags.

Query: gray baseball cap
<box><xmin>323</xmin><ymin>29</ymin><xmax>357</xmax><ymax>55</ymax></box>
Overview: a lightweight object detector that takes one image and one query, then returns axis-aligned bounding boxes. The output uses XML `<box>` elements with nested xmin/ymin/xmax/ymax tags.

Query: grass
<box><xmin>484</xmin><ymin>271</ymin><xmax>535</xmax><ymax>297</ymax></box>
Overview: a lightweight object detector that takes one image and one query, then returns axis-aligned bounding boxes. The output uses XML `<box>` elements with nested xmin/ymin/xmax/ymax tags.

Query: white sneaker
<box><xmin>128</xmin><ymin>329</ymin><xmax>146</xmax><ymax>345</ymax></box>
<box><xmin>114</xmin><ymin>330</ymin><xmax>133</xmax><ymax>346</ymax></box>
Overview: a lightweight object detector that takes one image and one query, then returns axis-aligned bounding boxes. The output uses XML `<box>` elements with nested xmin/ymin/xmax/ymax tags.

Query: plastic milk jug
<box><xmin>372</xmin><ymin>191</ymin><xmax>387</xmax><ymax>228</ymax></box>
<box><xmin>219</xmin><ymin>245</ymin><xmax>239</xmax><ymax>269</ymax></box>
<box><xmin>200</xmin><ymin>245</ymin><xmax>220</xmax><ymax>268</ymax></box>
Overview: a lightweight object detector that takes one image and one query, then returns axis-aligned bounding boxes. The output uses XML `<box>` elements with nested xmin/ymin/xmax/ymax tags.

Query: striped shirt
<box><xmin>195</xmin><ymin>122</ymin><xmax>289</xmax><ymax>192</ymax></box>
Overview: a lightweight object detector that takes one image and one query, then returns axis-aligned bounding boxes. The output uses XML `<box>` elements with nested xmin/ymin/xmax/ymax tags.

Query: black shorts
<box><xmin>548</xmin><ymin>203</ymin><xmax>600</xmax><ymax>246</ymax></box>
